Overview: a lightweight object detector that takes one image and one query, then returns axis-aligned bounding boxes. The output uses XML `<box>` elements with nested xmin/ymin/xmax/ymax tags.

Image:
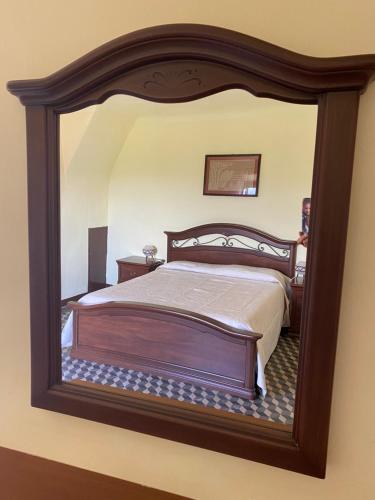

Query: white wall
<box><xmin>60</xmin><ymin>102</ymin><xmax>138</xmax><ymax>298</ymax></box>
<box><xmin>106</xmin><ymin>93</ymin><xmax>316</xmax><ymax>283</ymax></box>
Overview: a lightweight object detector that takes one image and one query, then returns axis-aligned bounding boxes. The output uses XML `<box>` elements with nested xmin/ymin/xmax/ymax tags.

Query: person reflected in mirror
<box><xmin>302</xmin><ymin>198</ymin><xmax>311</xmax><ymax>234</ymax></box>
<box><xmin>297</xmin><ymin>231</ymin><xmax>308</xmax><ymax>247</ymax></box>
<box><xmin>298</xmin><ymin>198</ymin><xmax>311</xmax><ymax>247</ymax></box>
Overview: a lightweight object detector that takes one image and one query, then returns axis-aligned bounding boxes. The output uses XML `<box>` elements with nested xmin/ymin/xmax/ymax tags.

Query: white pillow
<box><xmin>162</xmin><ymin>260</ymin><xmax>290</xmax><ymax>286</ymax></box>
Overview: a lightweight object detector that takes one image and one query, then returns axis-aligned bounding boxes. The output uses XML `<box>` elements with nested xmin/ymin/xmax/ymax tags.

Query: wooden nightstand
<box><xmin>116</xmin><ymin>256</ymin><xmax>164</xmax><ymax>284</ymax></box>
<box><xmin>289</xmin><ymin>277</ymin><xmax>304</xmax><ymax>335</ymax></box>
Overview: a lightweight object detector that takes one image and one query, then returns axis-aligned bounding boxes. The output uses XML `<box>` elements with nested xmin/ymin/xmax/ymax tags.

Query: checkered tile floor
<box><xmin>61</xmin><ymin>306</ymin><xmax>298</xmax><ymax>425</ymax></box>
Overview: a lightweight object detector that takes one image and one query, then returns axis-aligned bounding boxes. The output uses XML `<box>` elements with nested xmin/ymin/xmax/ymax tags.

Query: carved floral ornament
<box><xmin>144</xmin><ymin>69</ymin><xmax>202</xmax><ymax>90</ymax></box>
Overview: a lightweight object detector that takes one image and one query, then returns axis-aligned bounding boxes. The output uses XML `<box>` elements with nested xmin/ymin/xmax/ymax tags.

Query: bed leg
<box><xmin>245</xmin><ymin>339</ymin><xmax>259</xmax><ymax>400</ymax></box>
<box><xmin>247</xmin><ymin>386</ymin><xmax>257</xmax><ymax>401</ymax></box>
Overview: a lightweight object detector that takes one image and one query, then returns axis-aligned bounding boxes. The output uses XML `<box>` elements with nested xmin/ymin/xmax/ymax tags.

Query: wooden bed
<box><xmin>69</xmin><ymin>224</ymin><xmax>297</xmax><ymax>400</ymax></box>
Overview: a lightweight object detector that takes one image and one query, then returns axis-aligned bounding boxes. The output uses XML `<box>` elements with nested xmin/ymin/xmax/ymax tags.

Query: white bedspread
<box><xmin>61</xmin><ymin>262</ymin><xmax>290</xmax><ymax>395</ymax></box>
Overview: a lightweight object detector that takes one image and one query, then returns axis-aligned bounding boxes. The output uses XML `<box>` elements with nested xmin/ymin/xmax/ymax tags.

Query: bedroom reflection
<box><xmin>60</xmin><ymin>90</ymin><xmax>317</xmax><ymax>426</ymax></box>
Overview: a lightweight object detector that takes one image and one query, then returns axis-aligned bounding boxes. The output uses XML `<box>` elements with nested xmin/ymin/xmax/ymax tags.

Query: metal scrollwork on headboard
<box><xmin>171</xmin><ymin>234</ymin><xmax>290</xmax><ymax>258</ymax></box>
<box><xmin>165</xmin><ymin>223</ymin><xmax>297</xmax><ymax>278</ymax></box>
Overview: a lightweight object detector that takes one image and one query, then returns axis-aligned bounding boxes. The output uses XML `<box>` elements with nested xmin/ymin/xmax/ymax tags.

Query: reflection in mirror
<box><xmin>60</xmin><ymin>90</ymin><xmax>317</xmax><ymax>427</ymax></box>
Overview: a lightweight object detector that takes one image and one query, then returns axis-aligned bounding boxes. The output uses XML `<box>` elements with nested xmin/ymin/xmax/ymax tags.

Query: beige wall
<box><xmin>106</xmin><ymin>94</ymin><xmax>316</xmax><ymax>283</ymax></box>
<box><xmin>60</xmin><ymin>102</ymin><xmax>137</xmax><ymax>298</ymax></box>
<box><xmin>1</xmin><ymin>2</ymin><xmax>374</xmax><ymax>499</ymax></box>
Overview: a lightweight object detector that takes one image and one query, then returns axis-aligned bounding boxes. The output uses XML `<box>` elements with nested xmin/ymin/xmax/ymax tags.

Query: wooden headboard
<box><xmin>164</xmin><ymin>223</ymin><xmax>297</xmax><ymax>278</ymax></box>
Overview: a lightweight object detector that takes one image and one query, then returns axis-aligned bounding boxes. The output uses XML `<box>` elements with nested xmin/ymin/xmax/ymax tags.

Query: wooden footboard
<box><xmin>69</xmin><ymin>302</ymin><xmax>262</xmax><ymax>400</ymax></box>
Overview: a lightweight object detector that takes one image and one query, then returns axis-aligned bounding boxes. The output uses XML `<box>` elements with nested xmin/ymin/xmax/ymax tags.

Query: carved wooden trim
<box><xmin>7</xmin><ymin>24</ymin><xmax>375</xmax><ymax>108</ymax></box>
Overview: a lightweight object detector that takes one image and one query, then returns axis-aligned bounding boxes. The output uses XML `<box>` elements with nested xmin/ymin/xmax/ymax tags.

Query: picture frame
<box><xmin>203</xmin><ymin>154</ymin><xmax>261</xmax><ymax>197</ymax></box>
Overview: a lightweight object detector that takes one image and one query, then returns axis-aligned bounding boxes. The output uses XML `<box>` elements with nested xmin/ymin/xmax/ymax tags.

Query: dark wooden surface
<box><xmin>117</xmin><ymin>256</ymin><xmax>159</xmax><ymax>265</ymax></box>
<box><xmin>70</xmin><ymin>301</ymin><xmax>261</xmax><ymax>399</ymax></box>
<box><xmin>165</xmin><ymin>223</ymin><xmax>297</xmax><ymax>278</ymax></box>
<box><xmin>7</xmin><ymin>24</ymin><xmax>375</xmax><ymax>108</ymax></box>
<box><xmin>7</xmin><ymin>23</ymin><xmax>374</xmax><ymax>477</ymax></box>
<box><xmin>0</xmin><ymin>446</ymin><xmax>188</xmax><ymax>500</ymax></box>
<box><xmin>117</xmin><ymin>256</ymin><xmax>164</xmax><ymax>283</ymax></box>
<box><xmin>88</xmin><ymin>226</ymin><xmax>108</xmax><ymax>292</ymax></box>
<box><xmin>289</xmin><ymin>277</ymin><xmax>304</xmax><ymax>335</ymax></box>
<box><xmin>293</xmin><ymin>90</ymin><xmax>360</xmax><ymax>474</ymax></box>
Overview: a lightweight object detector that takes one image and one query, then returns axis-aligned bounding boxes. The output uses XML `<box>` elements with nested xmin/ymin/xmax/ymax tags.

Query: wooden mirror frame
<box><xmin>7</xmin><ymin>24</ymin><xmax>375</xmax><ymax>478</ymax></box>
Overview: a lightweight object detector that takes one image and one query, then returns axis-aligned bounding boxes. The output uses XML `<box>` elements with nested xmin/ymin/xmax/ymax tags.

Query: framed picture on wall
<box><xmin>203</xmin><ymin>154</ymin><xmax>261</xmax><ymax>197</ymax></box>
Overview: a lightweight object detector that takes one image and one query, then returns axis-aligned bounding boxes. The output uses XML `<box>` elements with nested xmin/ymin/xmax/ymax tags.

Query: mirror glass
<box><xmin>60</xmin><ymin>90</ymin><xmax>317</xmax><ymax>427</ymax></box>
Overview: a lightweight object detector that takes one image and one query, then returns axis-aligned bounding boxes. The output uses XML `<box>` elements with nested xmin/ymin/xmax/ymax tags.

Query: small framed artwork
<box><xmin>203</xmin><ymin>154</ymin><xmax>261</xmax><ymax>197</ymax></box>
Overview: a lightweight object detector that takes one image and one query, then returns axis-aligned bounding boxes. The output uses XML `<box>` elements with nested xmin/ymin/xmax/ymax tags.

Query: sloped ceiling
<box><xmin>60</xmin><ymin>89</ymin><xmax>300</xmax><ymax>177</ymax></box>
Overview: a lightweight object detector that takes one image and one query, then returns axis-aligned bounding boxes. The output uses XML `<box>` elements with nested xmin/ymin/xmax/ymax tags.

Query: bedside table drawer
<box><xmin>117</xmin><ymin>256</ymin><xmax>164</xmax><ymax>284</ymax></box>
<box><xmin>118</xmin><ymin>266</ymin><xmax>147</xmax><ymax>283</ymax></box>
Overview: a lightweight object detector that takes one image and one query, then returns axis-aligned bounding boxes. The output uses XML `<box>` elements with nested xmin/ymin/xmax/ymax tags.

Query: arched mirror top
<box><xmin>7</xmin><ymin>23</ymin><xmax>375</xmax><ymax>111</ymax></box>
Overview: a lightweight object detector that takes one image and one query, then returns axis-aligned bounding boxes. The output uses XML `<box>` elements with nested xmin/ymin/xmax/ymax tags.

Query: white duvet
<box><xmin>62</xmin><ymin>261</ymin><xmax>290</xmax><ymax>395</ymax></box>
